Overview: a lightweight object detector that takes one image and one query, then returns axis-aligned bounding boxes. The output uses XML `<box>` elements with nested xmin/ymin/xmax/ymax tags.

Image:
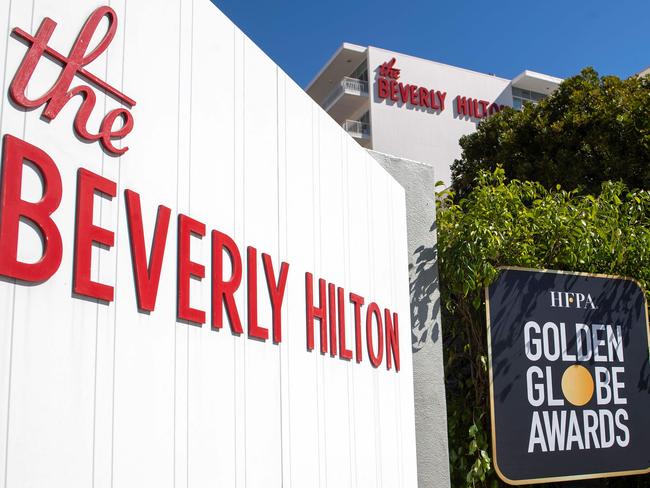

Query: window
<box><xmin>350</xmin><ymin>61</ymin><xmax>368</xmax><ymax>82</ymax></box>
<box><xmin>512</xmin><ymin>87</ymin><xmax>546</xmax><ymax>110</ymax></box>
<box><xmin>358</xmin><ymin>110</ymin><xmax>369</xmax><ymax>125</ymax></box>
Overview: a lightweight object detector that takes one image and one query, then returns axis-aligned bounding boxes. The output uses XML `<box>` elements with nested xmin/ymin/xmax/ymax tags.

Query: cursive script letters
<box><xmin>379</xmin><ymin>58</ymin><xmax>400</xmax><ymax>80</ymax></box>
<box><xmin>10</xmin><ymin>6</ymin><xmax>136</xmax><ymax>155</ymax></box>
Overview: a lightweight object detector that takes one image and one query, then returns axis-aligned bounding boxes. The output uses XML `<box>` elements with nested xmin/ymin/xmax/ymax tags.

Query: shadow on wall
<box><xmin>410</xmin><ymin>220</ymin><xmax>441</xmax><ymax>353</ymax></box>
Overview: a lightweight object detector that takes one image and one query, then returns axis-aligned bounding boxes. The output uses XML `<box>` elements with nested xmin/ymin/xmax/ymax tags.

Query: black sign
<box><xmin>486</xmin><ymin>267</ymin><xmax>650</xmax><ymax>484</ymax></box>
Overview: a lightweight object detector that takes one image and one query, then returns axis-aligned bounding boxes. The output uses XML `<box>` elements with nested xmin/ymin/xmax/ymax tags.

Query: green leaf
<box><xmin>468</xmin><ymin>439</ymin><xmax>477</xmax><ymax>454</ymax></box>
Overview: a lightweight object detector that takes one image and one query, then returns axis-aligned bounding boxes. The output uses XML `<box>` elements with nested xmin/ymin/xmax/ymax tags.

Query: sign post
<box><xmin>486</xmin><ymin>267</ymin><xmax>650</xmax><ymax>485</ymax></box>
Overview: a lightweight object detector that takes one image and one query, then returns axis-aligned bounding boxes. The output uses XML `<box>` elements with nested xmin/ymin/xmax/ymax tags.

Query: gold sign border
<box><xmin>485</xmin><ymin>266</ymin><xmax>650</xmax><ymax>485</ymax></box>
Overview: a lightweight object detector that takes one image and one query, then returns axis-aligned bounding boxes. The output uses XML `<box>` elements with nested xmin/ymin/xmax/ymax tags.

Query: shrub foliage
<box><xmin>438</xmin><ymin>169</ymin><xmax>650</xmax><ymax>487</ymax></box>
<box><xmin>451</xmin><ymin>68</ymin><xmax>650</xmax><ymax>197</ymax></box>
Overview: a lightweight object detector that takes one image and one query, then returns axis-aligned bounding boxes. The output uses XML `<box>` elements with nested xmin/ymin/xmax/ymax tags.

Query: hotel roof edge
<box><xmin>510</xmin><ymin>69</ymin><xmax>563</xmax><ymax>94</ymax></box>
<box><xmin>305</xmin><ymin>42</ymin><xmax>366</xmax><ymax>91</ymax></box>
<box><xmin>512</xmin><ymin>69</ymin><xmax>563</xmax><ymax>86</ymax></box>
<box><xmin>367</xmin><ymin>45</ymin><xmax>513</xmax><ymax>83</ymax></box>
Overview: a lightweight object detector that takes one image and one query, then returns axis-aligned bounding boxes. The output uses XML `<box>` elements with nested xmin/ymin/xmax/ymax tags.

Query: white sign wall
<box><xmin>0</xmin><ymin>1</ymin><xmax>417</xmax><ymax>487</ymax></box>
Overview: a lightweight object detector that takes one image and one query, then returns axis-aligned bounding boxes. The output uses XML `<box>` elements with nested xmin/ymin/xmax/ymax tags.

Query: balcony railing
<box><xmin>342</xmin><ymin>119</ymin><xmax>371</xmax><ymax>139</ymax></box>
<box><xmin>341</xmin><ymin>77</ymin><xmax>369</xmax><ymax>94</ymax></box>
<box><xmin>322</xmin><ymin>77</ymin><xmax>369</xmax><ymax>112</ymax></box>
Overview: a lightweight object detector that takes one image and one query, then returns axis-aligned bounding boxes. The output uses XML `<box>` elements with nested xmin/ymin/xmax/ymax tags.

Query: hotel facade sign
<box><xmin>486</xmin><ymin>267</ymin><xmax>650</xmax><ymax>485</ymax></box>
<box><xmin>376</xmin><ymin>57</ymin><xmax>506</xmax><ymax>119</ymax></box>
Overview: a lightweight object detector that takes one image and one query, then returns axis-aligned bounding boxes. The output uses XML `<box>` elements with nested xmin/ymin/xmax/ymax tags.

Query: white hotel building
<box><xmin>307</xmin><ymin>44</ymin><xmax>563</xmax><ymax>185</ymax></box>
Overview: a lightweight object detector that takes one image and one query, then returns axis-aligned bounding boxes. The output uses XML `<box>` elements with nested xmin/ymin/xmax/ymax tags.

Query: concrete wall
<box><xmin>368</xmin><ymin>150</ymin><xmax>451</xmax><ymax>488</ymax></box>
<box><xmin>367</xmin><ymin>46</ymin><xmax>513</xmax><ymax>186</ymax></box>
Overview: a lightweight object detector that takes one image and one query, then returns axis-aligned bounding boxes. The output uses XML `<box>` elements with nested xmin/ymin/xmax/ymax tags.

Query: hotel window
<box><xmin>512</xmin><ymin>87</ymin><xmax>546</xmax><ymax>110</ymax></box>
<box><xmin>358</xmin><ymin>110</ymin><xmax>369</xmax><ymax>125</ymax></box>
<box><xmin>350</xmin><ymin>61</ymin><xmax>368</xmax><ymax>82</ymax></box>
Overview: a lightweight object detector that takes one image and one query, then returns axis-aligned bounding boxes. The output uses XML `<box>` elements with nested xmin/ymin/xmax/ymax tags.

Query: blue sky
<box><xmin>211</xmin><ymin>0</ymin><xmax>649</xmax><ymax>88</ymax></box>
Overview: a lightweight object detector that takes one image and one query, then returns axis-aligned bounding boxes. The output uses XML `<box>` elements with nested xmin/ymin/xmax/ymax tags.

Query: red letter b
<box><xmin>0</xmin><ymin>134</ymin><xmax>62</xmax><ymax>282</ymax></box>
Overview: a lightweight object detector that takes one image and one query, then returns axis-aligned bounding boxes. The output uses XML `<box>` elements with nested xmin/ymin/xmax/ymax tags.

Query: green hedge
<box><xmin>437</xmin><ymin>169</ymin><xmax>650</xmax><ymax>487</ymax></box>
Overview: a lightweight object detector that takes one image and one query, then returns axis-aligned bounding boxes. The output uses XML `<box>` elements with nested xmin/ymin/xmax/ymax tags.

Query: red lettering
<box><xmin>379</xmin><ymin>62</ymin><xmax>388</xmax><ymax>77</ymax></box>
<box><xmin>479</xmin><ymin>100</ymin><xmax>489</xmax><ymax>118</ymax></box>
<box><xmin>211</xmin><ymin>230</ymin><xmax>243</xmax><ymax>334</ymax></box>
<box><xmin>379</xmin><ymin>58</ymin><xmax>400</xmax><ymax>79</ymax></box>
<box><xmin>338</xmin><ymin>287</ymin><xmax>352</xmax><ymax>360</ymax></box>
<box><xmin>409</xmin><ymin>85</ymin><xmax>418</xmax><ymax>105</ymax></box>
<box><xmin>366</xmin><ymin>302</ymin><xmax>384</xmax><ymax>368</ymax></box>
<box><xmin>429</xmin><ymin>90</ymin><xmax>439</xmax><ymax>110</ymax></box>
<box><xmin>10</xmin><ymin>7</ymin><xmax>135</xmax><ymax>155</ymax></box>
<box><xmin>456</xmin><ymin>96</ymin><xmax>468</xmax><ymax>116</ymax></box>
<box><xmin>488</xmin><ymin>103</ymin><xmax>500</xmax><ymax>115</ymax></box>
<box><xmin>124</xmin><ymin>190</ymin><xmax>170</xmax><ymax>312</ymax></box>
<box><xmin>98</xmin><ymin>108</ymin><xmax>134</xmax><ymax>155</ymax></box>
<box><xmin>247</xmin><ymin>246</ymin><xmax>268</xmax><ymax>340</ymax></box>
<box><xmin>306</xmin><ymin>273</ymin><xmax>327</xmax><ymax>353</ymax></box>
<box><xmin>398</xmin><ymin>83</ymin><xmax>409</xmax><ymax>104</ymax></box>
<box><xmin>177</xmin><ymin>214</ymin><xmax>206</xmax><ymax>324</ymax></box>
<box><xmin>328</xmin><ymin>283</ymin><xmax>337</xmax><ymax>356</ymax></box>
<box><xmin>437</xmin><ymin>91</ymin><xmax>447</xmax><ymax>111</ymax></box>
<box><xmin>389</xmin><ymin>80</ymin><xmax>398</xmax><ymax>102</ymax></box>
<box><xmin>377</xmin><ymin>77</ymin><xmax>389</xmax><ymax>99</ymax></box>
<box><xmin>473</xmin><ymin>99</ymin><xmax>479</xmax><ymax>118</ymax></box>
<box><xmin>385</xmin><ymin>309</ymin><xmax>400</xmax><ymax>371</ymax></box>
<box><xmin>0</xmin><ymin>134</ymin><xmax>62</xmax><ymax>282</ymax></box>
<box><xmin>262</xmin><ymin>252</ymin><xmax>289</xmax><ymax>344</ymax></box>
<box><xmin>418</xmin><ymin>88</ymin><xmax>430</xmax><ymax>108</ymax></box>
<box><xmin>350</xmin><ymin>292</ymin><xmax>365</xmax><ymax>362</ymax></box>
<box><xmin>73</xmin><ymin>168</ymin><xmax>116</xmax><ymax>301</ymax></box>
